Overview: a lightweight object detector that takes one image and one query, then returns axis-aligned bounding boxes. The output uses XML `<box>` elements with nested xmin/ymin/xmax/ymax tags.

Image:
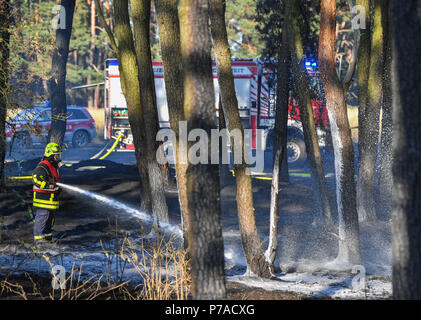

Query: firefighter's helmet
<box><xmin>44</xmin><ymin>143</ymin><xmax>62</xmax><ymax>158</ymax></box>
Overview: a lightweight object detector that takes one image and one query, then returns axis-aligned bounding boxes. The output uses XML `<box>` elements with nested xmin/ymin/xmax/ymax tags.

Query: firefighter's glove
<box><xmin>48</xmin><ymin>179</ymin><xmax>57</xmax><ymax>189</ymax></box>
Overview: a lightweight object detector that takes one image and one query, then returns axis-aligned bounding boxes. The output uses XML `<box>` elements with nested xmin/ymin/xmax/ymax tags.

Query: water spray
<box><xmin>56</xmin><ymin>182</ymin><xmax>182</xmax><ymax>238</ymax></box>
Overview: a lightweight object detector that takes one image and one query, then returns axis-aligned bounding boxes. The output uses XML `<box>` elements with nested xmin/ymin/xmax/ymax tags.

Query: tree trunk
<box><xmin>287</xmin><ymin>0</ymin><xmax>332</xmax><ymax>225</ymax></box>
<box><xmin>154</xmin><ymin>0</ymin><xmax>191</xmax><ymax>247</ymax></box>
<box><xmin>356</xmin><ymin>0</ymin><xmax>371</xmax><ymax>222</ymax></box>
<box><xmin>0</xmin><ymin>0</ymin><xmax>10</xmax><ymax>189</ymax></box>
<box><xmin>391</xmin><ymin>0</ymin><xmax>421</xmax><ymax>300</ymax></box>
<box><xmin>130</xmin><ymin>0</ymin><xmax>169</xmax><ymax>224</ymax></box>
<box><xmin>104</xmin><ymin>0</ymin><xmax>111</xmax><ymax>26</ymax></box>
<box><xmin>357</xmin><ymin>0</ymin><xmax>383</xmax><ymax>222</ymax></box>
<box><xmin>48</xmin><ymin>0</ymin><xmax>76</xmax><ymax>145</ymax></box>
<box><xmin>179</xmin><ymin>0</ymin><xmax>227</xmax><ymax>299</ymax></box>
<box><xmin>218</xmin><ymin>97</ymin><xmax>232</xmax><ymax>189</ymax></box>
<box><xmin>376</xmin><ymin>0</ymin><xmax>392</xmax><ymax>220</ymax></box>
<box><xmin>265</xmin><ymin>145</ymin><xmax>283</xmax><ymax>273</ymax></box>
<box><xmin>318</xmin><ymin>0</ymin><xmax>360</xmax><ymax>265</ymax></box>
<box><xmin>274</xmin><ymin>24</ymin><xmax>290</xmax><ymax>184</ymax></box>
<box><xmin>87</xmin><ymin>0</ymin><xmax>96</xmax><ymax>109</ymax></box>
<box><xmin>209</xmin><ymin>0</ymin><xmax>272</xmax><ymax>278</ymax></box>
<box><xmin>263</xmin><ymin>21</ymin><xmax>291</xmax><ymax>271</ymax></box>
<box><xmin>98</xmin><ymin>0</ymin><xmax>153</xmax><ymax>213</ymax></box>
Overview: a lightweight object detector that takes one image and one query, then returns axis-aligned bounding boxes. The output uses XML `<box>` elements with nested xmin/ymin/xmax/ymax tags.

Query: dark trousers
<box><xmin>33</xmin><ymin>208</ymin><xmax>55</xmax><ymax>240</ymax></box>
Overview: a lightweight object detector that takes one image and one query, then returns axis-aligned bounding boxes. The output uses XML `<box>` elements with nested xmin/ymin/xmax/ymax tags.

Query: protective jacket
<box><xmin>32</xmin><ymin>159</ymin><xmax>60</xmax><ymax>210</ymax></box>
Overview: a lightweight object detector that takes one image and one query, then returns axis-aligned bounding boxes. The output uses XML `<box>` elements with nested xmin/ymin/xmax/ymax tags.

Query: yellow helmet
<box><xmin>44</xmin><ymin>142</ymin><xmax>62</xmax><ymax>158</ymax></box>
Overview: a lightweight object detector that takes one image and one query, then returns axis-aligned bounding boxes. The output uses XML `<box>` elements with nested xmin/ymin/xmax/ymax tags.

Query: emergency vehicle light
<box><xmin>305</xmin><ymin>60</ymin><xmax>318</xmax><ymax>68</ymax></box>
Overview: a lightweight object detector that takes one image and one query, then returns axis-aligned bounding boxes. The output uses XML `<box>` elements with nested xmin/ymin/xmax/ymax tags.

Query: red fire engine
<box><xmin>103</xmin><ymin>58</ymin><xmax>328</xmax><ymax>164</ymax></box>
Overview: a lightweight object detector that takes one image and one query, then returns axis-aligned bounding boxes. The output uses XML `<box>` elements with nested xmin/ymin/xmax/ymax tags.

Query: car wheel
<box><xmin>13</xmin><ymin>132</ymin><xmax>32</xmax><ymax>150</ymax></box>
<box><xmin>72</xmin><ymin>130</ymin><xmax>90</xmax><ymax>148</ymax></box>
<box><xmin>287</xmin><ymin>137</ymin><xmax>306</xmax><ymax>164</ymax></box>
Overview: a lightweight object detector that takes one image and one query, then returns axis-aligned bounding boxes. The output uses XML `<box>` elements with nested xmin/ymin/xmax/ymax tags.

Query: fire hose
<box><xmin>5</xmin><ymin>135</ymin><xmax>123</xmax><ymax>221</ymax></box>
<box><xmin>6</xmin><ymin>134</ymin><xmax>123</xmax><ymax>180</ymax></box>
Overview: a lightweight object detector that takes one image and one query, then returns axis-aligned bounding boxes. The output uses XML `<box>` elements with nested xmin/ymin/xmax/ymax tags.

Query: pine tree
<box><xmin>286</xmin><ymin>0</ymin><xmax>332</xmax><ymax>224</ymax></box>
<box><xmin>209</xmin><ymin>0</ymin><xmax>272</xmax><ymax>278</ymax></box>
<box><xmin>179</xmin><ymin>0</ymin><xmax>227</xmax><ymax>299</ymax></box>
<box><xmin>130</xmin><ymin>0</ymin><xmax>169</xmax><ymax>223</ymax></box>
<box><xmin>48</xmin><ymin>0</ymin><xmax>76</xmax><ymax>145</ymax></box>
<box><xmin>154</xmin><ymin>0</ymin><xmax>191</xmax><ymax>248</ymax></box>
<box><xmin>391</xmin><ymin>0</ymin><xmax>421</xmax><ymax>300</ymax></box>
<box><xmin>318</xmin><ymin>0</ymin><xmax>360</xmax><ymax>265</ymax></box>
<box><xmin>96</xmin><ymin>0</ymin><xmax>153</xmax><ymax>213</ymax></box>
<box><xmin>0</xmin><ymin>0</ymin><xmax>11</xmax><ymax>189</ymax></box>
<box><xmin>225</xmin><ymin>0</ymin><xmax>265</xmax><ymax>58</ymax></box>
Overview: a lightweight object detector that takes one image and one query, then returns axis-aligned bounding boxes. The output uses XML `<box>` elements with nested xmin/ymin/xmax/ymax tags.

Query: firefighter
<box><xmin>32</xmin><ymin>142</ymin><xmax>64</xmax><ymax>243</ymax></box>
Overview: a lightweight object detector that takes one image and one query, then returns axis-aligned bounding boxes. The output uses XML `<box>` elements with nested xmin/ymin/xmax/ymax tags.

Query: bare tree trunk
<box><xmin>95</xmin><ymin>42</ymin><xmax>104</xmax><ymax>108</ymax></box>
<box><xmin>0</xmin><ymin>0</ymin><xmax>10</xmax><ymax>189</ymax></box>
<box><xmin>87</xmin><ymin>0</ymin><xmax>96</xmax><ymax>109</ymax></box>
<box><xmin>287</xmin><ymin>0</ymin><xmax>332</xmax><ymax>225</ymax></box>
<box><xmin>94</xmin><ymin>84</ymin><xmax>100</xmax><ymax>108</ymax></box>
<box><xmin>376</xmin><ymin>0</ymin><xmax>392</xmax><ymax>220</ymax></box>
<box><xmin>318</xmin><ymin>0</ymin><xmax>360</xmax><ymax>265</ymax></box>
<box><xmin>218</xmin><ymin>97</ymin><xmax>232</xmax><ymax>189</ymax></box>
<box><xmin>154</xmin><ymin>0</ymin><xmax>190</xmax><ymax>246</ymax></box>
<box><xmin>391</xmin><ymin>0</ymin><xmax>421</xmax><ymax>300</ymax></box>
<box><xmin>274</xmin><ymin>24</ymin><xmax>290</xmax><ymax>184</ymax></box>
<box><xmin>265</xmin><ymin>145</ymin><xmax>283</xmax><ymax>272</ymax></box>
<box><xmin>97</xmin><ymin>0</ymin><xmax>153</xmax><ymax>213</ymax></box>
<box><xmin>209</xmin><ymin>0</ymin><xmax>272</xmax><ymax>278</ymax></box>
<box><xmin>48</xmin><ymin>0</ymin><xmax>76</xmax><ymax>145</ymax></box>
<box><xmin>264</xmin><ymin>22</ymin><xmax>290</xmax><ymax>270</ymax></box>
<box><xmin>179</xmin><ymin>0</ymin><xmax>226</xmax><ymax>299</ymax></box>
<box><xmin>356</xmin><ymin>0</ymin><xmax>371</xmax><ymax>222</ymax></box>
<box><xmin>130</xmin><ymin>0</ymin><xmax>169</xmax><ymax>224</ymax></box>
<box><xmin>357</xmin><ymin>0</ymin><xmax>383</xmax><ymax>222</ymax></box>
<box><xmin>114</xmin><ymin>0</ymin><xmax>153</xmax><ymax>214</ymax></box>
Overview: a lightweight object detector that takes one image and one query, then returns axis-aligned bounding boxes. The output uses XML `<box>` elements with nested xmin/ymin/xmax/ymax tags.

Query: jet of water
<box><xmin>57</xmin><ymin>182</ymin><xmax>182</xmax><ymax>237</ymax></box>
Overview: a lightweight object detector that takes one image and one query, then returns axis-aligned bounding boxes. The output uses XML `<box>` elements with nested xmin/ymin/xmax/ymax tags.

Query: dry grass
<box><xmin>119</xmin><ymin>235</ymin><xmax>191</xmax><ymax>300</ymax></box>
<box><xmin>44</xmin><ymin>255</ymin><xmax>129</xmax><ymax>300</ymax></box>
<box><xmin>0</xmin><ymin>229</ymin><xmax>191</xmax><ymax>300</ymax></box>
<box><xmin>0</xmin><ymin>254</ymin><xmax>129</xmax><ymax>300</ymax></box>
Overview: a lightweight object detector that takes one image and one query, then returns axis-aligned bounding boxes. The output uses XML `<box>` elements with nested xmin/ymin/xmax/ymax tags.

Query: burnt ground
<box><xmin>1</xmin><ymin>161</ymin><xmax>155</xmax><ymax>245</ymax></box>
<box><xmin>0</xmin><ymin>158</ymin><xmax>392</xmax><ymax>300</ymax></box>
<box><xmin>0</xmin><ymin>271</ymin><xmax>309</xmax><ymax>300</ymax></box>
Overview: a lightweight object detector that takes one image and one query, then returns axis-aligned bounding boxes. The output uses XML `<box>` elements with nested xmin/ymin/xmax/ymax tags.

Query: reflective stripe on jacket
<box><xmin>32</xmin><ymin>159</ymin><xmax>60</xmax><ymax>210</ymax></box>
